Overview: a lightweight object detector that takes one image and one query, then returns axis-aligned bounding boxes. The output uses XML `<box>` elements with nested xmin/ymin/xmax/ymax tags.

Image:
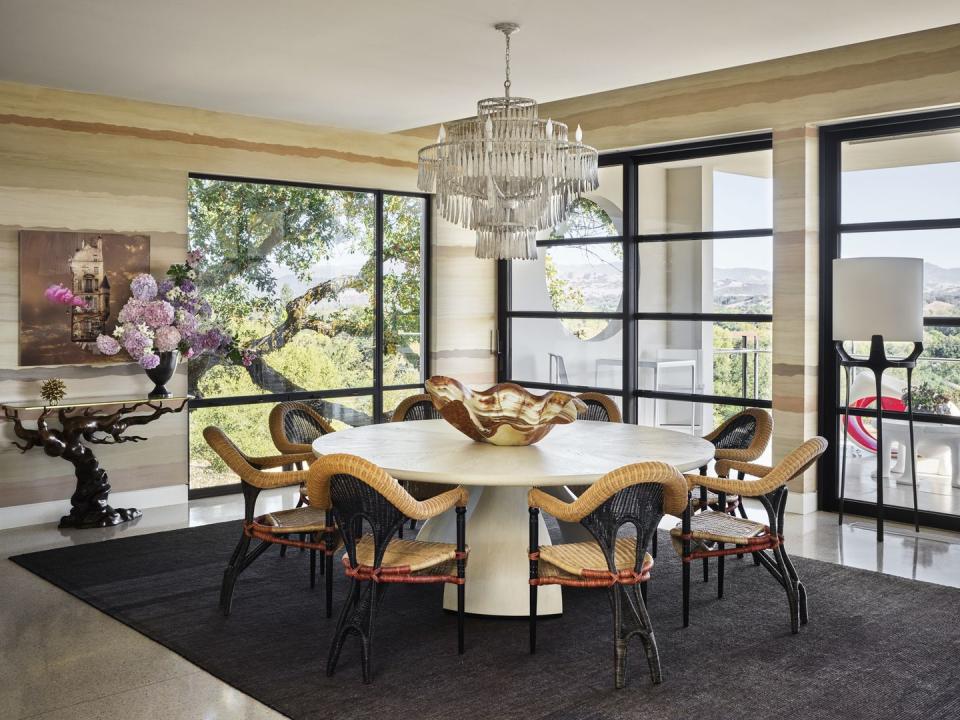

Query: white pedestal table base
<box><xmin>417</xmin><ymin>485</ymin><xmax>562</xmax><ymax>617</ymax></box>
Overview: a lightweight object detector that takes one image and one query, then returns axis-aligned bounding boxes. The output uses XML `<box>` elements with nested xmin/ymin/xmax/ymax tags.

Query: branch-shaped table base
<box><xmin>2</xmin><ymin>398</ymin><xmax>189</xmax><ymax>529</ymax></box>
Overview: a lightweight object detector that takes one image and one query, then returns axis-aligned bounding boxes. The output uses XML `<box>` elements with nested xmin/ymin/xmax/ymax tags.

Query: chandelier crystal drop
<box><xmin>417</xmin><ymin>23</ymin><xmax>599</xmax><ymax>260</ymax></box>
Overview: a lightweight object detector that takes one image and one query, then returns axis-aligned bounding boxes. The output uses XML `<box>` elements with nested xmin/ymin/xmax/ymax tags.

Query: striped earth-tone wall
<box><xmin>0</xmin><ymin>81</ymin><xmax>424</xmax><ymax>513</ymax></box>
<box><xmin>407</xmin><ymin>23</ymin><xmax>960</xmax><ymax>510</ymax></box>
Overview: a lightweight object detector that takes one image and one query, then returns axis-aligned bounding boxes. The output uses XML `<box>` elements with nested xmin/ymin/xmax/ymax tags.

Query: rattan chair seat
<box><xmin>670</xmin><ymin>510</ymin><xmax>767</xmax><ymax>545</ymax></box>
<box><xmin>349</xmin><ymin>535</ymin><xmax>466</xmax><ymax>576</ymax></box>
<box><xmin>256</xmin><ymin>506</ymin><xmax>330</xmax><ymax>534</ymax></box>
<box><xmin>537</xmin><ymin>537</ymin><xmax>653</xmax><ymax>580</ymax></box>
<box><xmin>688</xmin><ymin>487</ymin><xmax>740</xmax><ymax>510</ymax></box>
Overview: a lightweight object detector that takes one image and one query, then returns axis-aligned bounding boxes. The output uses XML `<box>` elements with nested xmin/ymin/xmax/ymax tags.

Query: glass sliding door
<box><xmin>187</xmin><ymin>176</ymin><xmax>428</xmax><ymax>494</ymax></box>
<box><xmin>499</xmin><ymin>135</ymin><xmax>773</xmax><ymax>457</ymax></box>
<box><xmin>820</xmin><ymin>110</ymin><xmax>960</xmax><ymax>530</ymax></box>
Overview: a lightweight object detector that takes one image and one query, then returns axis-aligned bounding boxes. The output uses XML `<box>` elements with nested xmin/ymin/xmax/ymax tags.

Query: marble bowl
<box><xmin>425</xmin><ymin>376</ymin><xmax>586</xmax><ymax>446</ymax></box>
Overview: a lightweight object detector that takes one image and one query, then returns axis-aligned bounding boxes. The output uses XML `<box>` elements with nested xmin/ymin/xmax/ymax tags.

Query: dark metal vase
<box><xmin>145</xmin><ymin>351</ymin><xmax>179</xmax><ymax>399</ymax></box>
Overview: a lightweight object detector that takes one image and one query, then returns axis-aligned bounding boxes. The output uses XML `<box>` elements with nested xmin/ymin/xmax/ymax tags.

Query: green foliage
<box><xmin>186</xmin><ymin>180</ymin><xmax>424</xmax><ymax>487</ymax></box>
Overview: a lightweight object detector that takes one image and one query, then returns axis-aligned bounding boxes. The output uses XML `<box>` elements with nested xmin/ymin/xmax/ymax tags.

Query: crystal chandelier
<box><xmin>417</xmin><ymin>23</ymin><xmax>599</xmax><ymax>260</ymax></box>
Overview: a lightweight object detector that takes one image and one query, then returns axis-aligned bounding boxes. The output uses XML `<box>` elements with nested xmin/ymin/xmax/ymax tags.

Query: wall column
<box><xmin>772</xmin><ymin>125</ymin><xmax>820</xmax><ymax>513</ymax></box>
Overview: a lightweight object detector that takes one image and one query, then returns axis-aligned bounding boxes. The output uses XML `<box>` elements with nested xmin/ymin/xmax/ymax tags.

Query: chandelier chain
<box><xmin>503</xmin><ymin>30</ymin><xmax>511</xmax><ymax>98</ymax></box>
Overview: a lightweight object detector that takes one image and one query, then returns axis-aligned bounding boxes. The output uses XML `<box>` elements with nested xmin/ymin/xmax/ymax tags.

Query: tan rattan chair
<box><xmin>269</xmin><ymin>401</ymin><xmax>335</xmax><ymax>508</ymax></box>
<box><xmin>670</xmin><ymin>436</ymin><xmax>828</xmax><ymax>633</ymax></box>
<box><xmin>528</xmin><ymin>462</ymin><xmax>687</xmax><ymax>689</ymax></box>
<box><xmin>391</xmin><ymin>393</ymin><xmax>442</xmax><ymax>423</ymax></box>
<box><xmin>575</xmin><ymin>391</ymin><xmax>622</xmax><ymax>423</ymax></box>
<box><xmin>310</xmin><ymin>453</ymin><xmax>469</xmax><ymax>683</ymax></box>
<box><xmin>203</xmin><ymin>426</ymin><xmax>340</xmax><ymax>618</ymax></box>
<box><xmin>564</xmin><ymin>392</ymin><xmax>622</xmax><ymax>500</ymax></box>
<box><xmin>391</xmin><ymin>393</ymin><xmax>450</xmax><ymax>534</ymax></box>
<box><xmin>685</xmin><ymin>407</ymin><xmax>773</xmax><ymax>575</ymax></box>
<box><xmin>693</xmin><ymin>407</ymin><xmax>773</xmax><ymax>514</ymax></box>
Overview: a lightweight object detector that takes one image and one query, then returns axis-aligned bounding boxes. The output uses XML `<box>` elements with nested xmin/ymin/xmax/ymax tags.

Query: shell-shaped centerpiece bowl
<box><xmin>425</xmin><ymin>376</ymin><xmax>586</xmax><ymax>446</ymax></box>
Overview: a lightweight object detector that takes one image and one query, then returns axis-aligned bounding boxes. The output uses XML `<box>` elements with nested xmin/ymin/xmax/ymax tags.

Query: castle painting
<box><xmin>19</xmin><ymin>231</ymin><xmax>150</xmax><ymax>366</ymax></box>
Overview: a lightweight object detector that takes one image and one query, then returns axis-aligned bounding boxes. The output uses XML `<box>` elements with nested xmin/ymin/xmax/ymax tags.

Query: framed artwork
<box><xmin>19</xmin><ymin>230</ymin><xmax>151</xmax><ymax>366</ymax></box>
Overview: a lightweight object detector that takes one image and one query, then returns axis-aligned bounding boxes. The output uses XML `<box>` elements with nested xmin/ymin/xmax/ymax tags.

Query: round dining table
<box><xmin>312</xmin><ymin>418</ymin><xmax>714</xmax><ymax>617</ymax></box>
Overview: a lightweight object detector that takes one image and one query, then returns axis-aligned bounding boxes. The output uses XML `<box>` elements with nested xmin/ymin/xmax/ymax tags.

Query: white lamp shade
<box><xmin>832</xmin><ymin>257</ymin><xmax>924</xmax><ymax>342</ymax></box>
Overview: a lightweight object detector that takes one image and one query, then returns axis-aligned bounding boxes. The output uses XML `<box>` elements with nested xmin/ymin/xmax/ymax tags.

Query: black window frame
<box><xmin>187</xmin><ymin>173</ymin><xmax>432</xmax><ymax>498</ymax></box>
<box><xmin>498</xmin><ymin>134</ymin><xmax>774</xmax><ymax>426</ymax></box>
<box><xmin>818</xmin><ymin>108</ymin><xmax>960</xmax><ymax>533</ymax></box>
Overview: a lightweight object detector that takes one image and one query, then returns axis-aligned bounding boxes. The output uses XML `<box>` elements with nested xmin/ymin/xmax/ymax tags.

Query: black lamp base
<box><xmin>836</xmin><ymin>334</ymin><xmax>922</xmax><ymax>542</ymax></box>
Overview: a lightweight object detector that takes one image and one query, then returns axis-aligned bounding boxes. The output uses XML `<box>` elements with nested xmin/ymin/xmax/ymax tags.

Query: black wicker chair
<box><xmin>671</xmin><ymin>437</ymin><xmax>827</xmax><ymax>632</ymax></box>
<box><xmin>269</xmin><ymin>401</ymin><xmax>337</xmax><ymax>554</ymax></box>
<box><xmin>575</xmin><ymin>391</ymin><xmax>623</xmax><ymax>423</ymax></box>
<box><xmin>203</xmin><ymin>426</ymin><xmax>339</xmax><ymax>618</ymax></box>
<box><xmin>391</xmin><ymin>393</ymin><xmax>451</xmax><ymax>533</ymax></box>
<box><xmin>528</xmin><ymin>462</ymin><xmax>688</xmax><ymax>689</ymax></box>
<box><xmin>391</xmin><ymin>393</ymin><xmax>443</xmax><ymax>422</ymax></box>
<box><xmin>686</xmin><ymin>408</ymin><xmax>774</xmax><ymax>575</ymax></box>
<box><xmin>312</xmin><ymin>453</ymin><xmax>468</xmax><ymax>683</ymax></box>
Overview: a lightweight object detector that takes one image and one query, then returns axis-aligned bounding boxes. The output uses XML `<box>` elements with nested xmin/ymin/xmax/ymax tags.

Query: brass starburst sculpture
<box><xmin>39</xmin><ymin>378</ymin><xmax>67</xmax><ymax>406</ymax></box>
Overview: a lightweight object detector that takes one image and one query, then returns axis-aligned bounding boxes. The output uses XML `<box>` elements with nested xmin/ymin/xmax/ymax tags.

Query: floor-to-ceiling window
<box><xmin>187</xmin><ymin>175</ymin><xmax>429</xmax><ymax>494</ymax></box>
<box><xmin>820</xmin><ymin>110</ymin><xmax>960</xmax><ymax>530</ymax></box>
<box><xmin>500</xmin><ymin>135</ymin><xmax>773</xmax><ymax>440</ymax></box>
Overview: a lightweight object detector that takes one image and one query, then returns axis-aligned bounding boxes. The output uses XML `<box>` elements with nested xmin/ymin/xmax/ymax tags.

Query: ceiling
<box><xmin>1</xmin><ymin>1</ymin><xmax>958</xmax><ymax>133</ymax></box>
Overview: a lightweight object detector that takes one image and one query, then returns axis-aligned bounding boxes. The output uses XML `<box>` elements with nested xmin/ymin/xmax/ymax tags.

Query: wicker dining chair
<box><xmin>563</xmin><ymin>392</ymin><xmax>623</xmax><ymax>501</ymax></box>
<box><xmin>670</xmin><ymin>436</ymin><xmax>828</xmax><ymax>633</ymax></box>
<box><xmin>203</xmin><ymin>426</ymin><xmax>340</xmax><ymax>618</ymax></box>
<box><xmin>269</xmin><ymin>401</ymin><xmax>335</xmax><ymax>500</ymax></box>
<box><xmin>268</xmin><ymin>401</ymin><xmax>337</xmax><ymax>555</ymax></box>
<box><xmin>528</xmin><ymin>462</ymin><xmax>687</xmax><ymax>689</ymax></box>
<box><xmin>311</xmin><ymin>453</ymin><xmax>469</xmax><ymax>684</ymax></box>
<box><xmin>391</xmin><ymin>393</ymin><xmax>451</xmax><ymax>534</ymax></box>
<box><xmin>685</xmin><ymin>407</ymin><xmax>773</xmax><ymax>573</ymax></box>
<box><xmin>693</xmin><ymin>407</ymin><xmax>773</xmax><ymax>516</ymax></box>
<box><xmin>575</xmin><ymin>391</ymin><xmax>623</xmax><ymax>423</ymax></box>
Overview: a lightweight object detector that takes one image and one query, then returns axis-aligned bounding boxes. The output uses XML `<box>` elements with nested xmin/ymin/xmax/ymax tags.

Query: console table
<box><xmin>1</xmin><ymin>396</ymin><xmax>189</xmax><ymax>529</ymax></box>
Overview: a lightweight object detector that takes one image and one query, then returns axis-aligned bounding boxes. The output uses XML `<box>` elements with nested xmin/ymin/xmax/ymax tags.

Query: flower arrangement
<box><xmin>95</xmin><ymin>250</ymin><xmax>255</xmax><ymax>369</ymax></box>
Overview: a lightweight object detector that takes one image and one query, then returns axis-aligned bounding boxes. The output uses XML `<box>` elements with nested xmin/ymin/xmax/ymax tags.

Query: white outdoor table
<box><xmin>313</xmin><ymin>419</ymin><xmax>714</xmax><ymax>617</ymax></box>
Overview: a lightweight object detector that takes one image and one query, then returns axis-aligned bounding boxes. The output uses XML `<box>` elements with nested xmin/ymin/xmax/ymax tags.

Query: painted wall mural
<box><xmin>18</xmin><ymin>230</ymin><xmax>150</xmax><ymax>366</ymax></box>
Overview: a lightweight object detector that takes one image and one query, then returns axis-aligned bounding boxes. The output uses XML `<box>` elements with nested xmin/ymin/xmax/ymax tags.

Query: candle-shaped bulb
<box><xmin>545</xmin><ymin>118</ymin><xmax>553</xmax><ymax>138</ymax></box>
<box><xmin>437</xmin><ymin>123</ymin><xmax>446</xmax><ymax>143</ymax></box>
<box><xmin>575</xmin><ymin>124</ymin><xmax>583</xmax><ymax>142</ymax></box>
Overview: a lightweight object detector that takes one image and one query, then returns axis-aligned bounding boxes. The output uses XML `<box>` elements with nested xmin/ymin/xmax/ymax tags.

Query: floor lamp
<box><xmin>834</xmin><ymin>257</ymin><xmax>924</xmax><ymax>542</ymax></box>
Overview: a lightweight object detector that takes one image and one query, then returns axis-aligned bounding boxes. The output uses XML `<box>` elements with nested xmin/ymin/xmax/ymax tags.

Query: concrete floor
<box><xmin>1</xmin><ymin>488</ymin><xmax>958</xmax><ymax>719</ymax></box>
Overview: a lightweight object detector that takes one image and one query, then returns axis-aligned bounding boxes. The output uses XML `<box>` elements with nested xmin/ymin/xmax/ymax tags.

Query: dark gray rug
<box><xmin>11</xmin><ymin>521</ymin><xmax>960</xmax><ymax>720</ymax></box>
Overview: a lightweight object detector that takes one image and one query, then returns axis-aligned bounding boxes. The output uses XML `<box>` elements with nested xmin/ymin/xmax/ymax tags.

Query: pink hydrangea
<box><xmin>130</xmin><ymin>273</ymin><xmax>158</xmax><ymax>301</ymax></box>
<box><xmin>95</xmin><ymin>334</ymin><xmax>121</xmax><ymax>355</ymax></box>
<box><xmin>142</xmin><ymin>300</ymin><xmax>175</xmax><ymax>328</ymax></box>
<box><xmin>154</xmin><ymin>325</ymin><xmax>181</xmax><ymax>353</ymax></box>
<box><xmin>139</xmin><ymin>353</ymin><xmax>160</xmax><ymax>370</ymax></box>
<box><xmin>117</xmin><ymin>299</ymin><xmax>146</xmax><ymax>324</ymax></box>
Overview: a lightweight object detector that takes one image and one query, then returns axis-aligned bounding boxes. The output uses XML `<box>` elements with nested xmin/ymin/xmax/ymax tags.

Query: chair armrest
<box><xmin>247</xmin><ymin>451</ymin><xmax>316</xmax><ymax>470</ymax></box>
<box><xmin>407</xmin><ymin>486</ymin><xmax>469</xmax><ymax>521</ymax></box>
<box><xmin>714</xmin><ymin>459</ymin><xmax>774</xmax><ymax>480</ymax></box>
<box><xmin>714</xmin><ymin>447</ymin><xmax>767</xmax><ymax>462</ymax></box>
<box><xmin>528</xmin><ymin>487</ymin><xmax>581</xmax><ymax>522</ymax></box>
